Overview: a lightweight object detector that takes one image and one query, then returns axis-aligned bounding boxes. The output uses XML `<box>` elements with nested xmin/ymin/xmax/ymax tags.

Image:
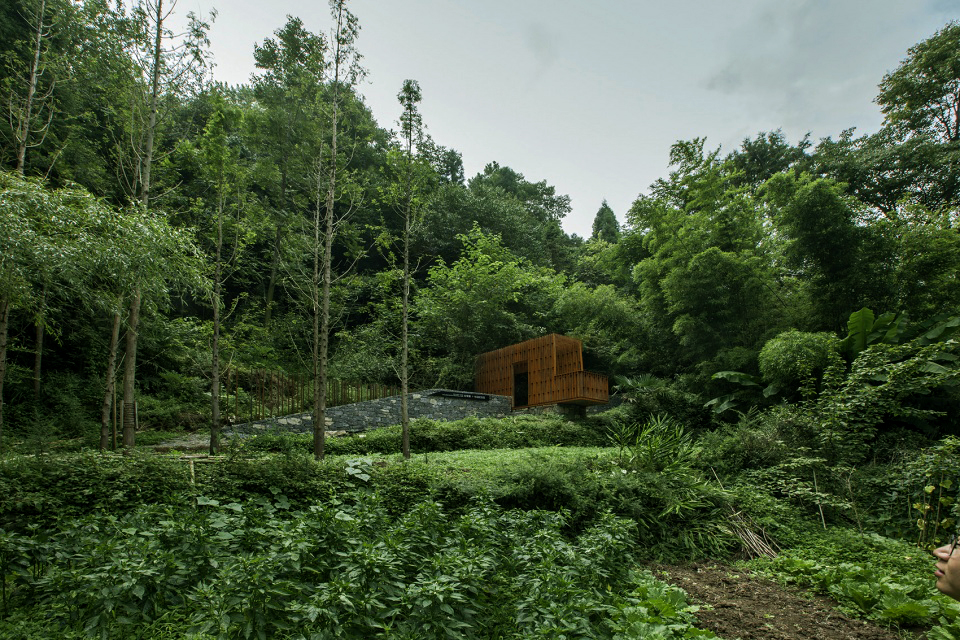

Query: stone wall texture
<box><xmin>228</xmin><ymin>389</ymin><xmax>513</xmax><ymax>436</ymax></box>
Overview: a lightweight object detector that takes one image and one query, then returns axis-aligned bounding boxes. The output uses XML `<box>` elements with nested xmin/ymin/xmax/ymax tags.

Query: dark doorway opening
<box><xmin>513</xmin><ymin>362</ymin><xmax>529</xmax><ymax>407</ymax></box>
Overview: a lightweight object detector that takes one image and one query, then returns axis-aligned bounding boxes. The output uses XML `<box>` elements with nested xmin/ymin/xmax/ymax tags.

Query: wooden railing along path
<box><xmin>222</xmin><ymin>369</ymin><xmax>400</xmax><ymax>422</ymax></box>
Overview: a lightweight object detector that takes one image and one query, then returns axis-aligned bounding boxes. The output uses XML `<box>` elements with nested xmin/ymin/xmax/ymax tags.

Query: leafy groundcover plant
<box><xmin>747</xmin><ymin>527</ymin><xmax>960</xmax><ymax>636</ymax></box>
<box><xmin>0</xmin><ymin>492</ymin><xmax>714</xmax><ymax>639</ymax></box>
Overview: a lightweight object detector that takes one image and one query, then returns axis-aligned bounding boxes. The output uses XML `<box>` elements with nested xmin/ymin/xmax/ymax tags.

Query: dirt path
<box><xmin>655</xmin><ymin>564</ymin><xmax>921</xmax><ymax>640</ymax></box>
<box><xmin>150</xmin><ymin>432</ymin><xmax>211</xmax><ymax>453</ymax></box>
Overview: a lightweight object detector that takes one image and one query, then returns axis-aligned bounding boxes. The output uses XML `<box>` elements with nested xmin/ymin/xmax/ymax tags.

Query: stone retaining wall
<box><xmin>227</xmin><ymin>389</ymin><xmax>512</xmax><ymax>436</ymax></box>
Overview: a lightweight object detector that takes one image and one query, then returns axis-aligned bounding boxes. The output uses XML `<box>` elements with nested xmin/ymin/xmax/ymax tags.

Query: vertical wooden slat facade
<box><xmin>475</xmin><ymin>334</ymin><xmax>609</xmax><ymax>408</ymax></box>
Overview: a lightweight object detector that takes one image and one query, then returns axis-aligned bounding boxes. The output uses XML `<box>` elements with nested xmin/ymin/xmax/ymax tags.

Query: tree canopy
<box><xmin>0</xmin><ymin>8</ymin><xmax>957</xmax><ymax>449</ymax></box>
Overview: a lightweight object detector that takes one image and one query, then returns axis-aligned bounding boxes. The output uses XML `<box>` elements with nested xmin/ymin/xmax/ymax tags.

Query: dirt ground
<box><xmin>655</xmin><ymin>563</ymin><xmax>922</xmax><ymax>640</ymax></box>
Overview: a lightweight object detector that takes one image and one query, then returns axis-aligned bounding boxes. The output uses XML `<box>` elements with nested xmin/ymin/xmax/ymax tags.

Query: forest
<box><xmin>0</xmin><ymin>0</ymin><xmax>959</xmax><ymax>637</ymax></box>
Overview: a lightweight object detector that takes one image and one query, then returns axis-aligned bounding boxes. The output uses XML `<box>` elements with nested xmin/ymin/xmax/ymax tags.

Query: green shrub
<box><xmin>233</xmin><ymin>414</ymin><xmax>607</xmax><ymax>457</ymax></box>
<box><xmin>759</xmin><ymin>330</ymin><xmax>837</xmax><ymax>391</ymax></box>
<box><xmin>370</xmin><ymin>461</ymin><xmax>436</xmax><ymax>514</ymax></box>
<box><xmin>42</xmin><ymin>372</ymin><xmax>102</xmax><ymax>439</ymax></box>
<box><xmin>607</xmin><ymin>377</ymin><xmax>713</xmax><ymax>432</ymax></box>
<box><xmin>0</xmin><ymin>453</ymin><xmax>193</xmax><ymax>530</ymax></box>
<box><xmin>204</xmin><ymin>453</ymin><xmax>345</xmax><ymax>507</ymax></box>
<box><xmin>725</xmin><ymin>482</ymin><xmax>821</xmax><ymax>549</ymax></box>
<box><xmin>699</xmin><ymin>405</ymin><xmax>817</xmax><ymax>477</ymax></box>
<box><xmin>0</xmin><ymin>494</ymin><xmax>715</xmax><ymax>639</ymax></box>
<box><xmin>491</xmin><ymin>447</ymin><xmax>735</xmax><ymax>560</ymax></box>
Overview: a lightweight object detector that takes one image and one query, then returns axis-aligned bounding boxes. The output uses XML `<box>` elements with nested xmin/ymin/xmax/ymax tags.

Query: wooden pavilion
<box><xmin>475</xmin><ymin>334</ymin><xmax>609</xmax><ymax>409</ymax></box>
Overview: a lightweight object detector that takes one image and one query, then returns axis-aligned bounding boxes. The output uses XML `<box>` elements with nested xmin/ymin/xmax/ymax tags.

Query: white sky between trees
<box><xmin>177</xmin><ymin>0</ymin><xmax>958</xmax><ymax>237</ymax></box>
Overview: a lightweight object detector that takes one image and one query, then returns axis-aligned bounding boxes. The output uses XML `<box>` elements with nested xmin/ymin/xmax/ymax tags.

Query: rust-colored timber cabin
<box><xmin>475</xmin><ymin>334</ymin><xmax>609</xmax><ymax>409</ymax></box>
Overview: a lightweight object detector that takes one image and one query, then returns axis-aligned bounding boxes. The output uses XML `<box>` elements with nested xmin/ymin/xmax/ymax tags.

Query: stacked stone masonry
<box><xmin>227</xmin><ymin>389</ymin><xmax>513</xmax><ymax>436</ymax></box>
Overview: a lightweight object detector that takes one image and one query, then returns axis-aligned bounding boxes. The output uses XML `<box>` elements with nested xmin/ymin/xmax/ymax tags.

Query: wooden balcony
<box><xmin>552</xmin><ymin>371</ymin><xmax>609</xmax><ymax>406</ymax></box>
<box><xmin>475</xmin><ymin>334</ymin><xmax>609</xmax><ymax>409</ymax></box>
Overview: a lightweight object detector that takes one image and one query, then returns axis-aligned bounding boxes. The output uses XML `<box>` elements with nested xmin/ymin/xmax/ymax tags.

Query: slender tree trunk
<box><xmin>315</xmin><ymin>155</ymin><xmax>334</xmax><ymax>461</ymax></box>
<box><xmin>210</xmin><ymin>194</ymin><xmax>223</xmax><ymax>455</ymax></box>
<box><xmin>401</xmin><ymin>152</ymin><xmax>412</xmax><ymax>460</ymax></box>
<box><xmin>16</xmin><ymin>0</ymin><xmax>46</xmax><ymax>174</ymax></box>
<box><xmin>314</xmin><ymin>3</ymin><xmax>352</xmax><ymax>461</ymax></box>
<box><xmin>122</xmin><ymin>290</ymin><xmax>141</xmax><ymax>449</ymax></box>
<box><xmin>264</xmin><ymin>223</ymin><xmax>283</xmax><ymax>327</ymax></box>
<box><xmin>119</xmin><ymin>0</ymin><xmax>163</xmax><ymax>450</ymax></box>
<box><xmin>99</xmin><ymin>310</ymin><xmax>121</xmax><ymax>451</ymax></box>
<box><xmin>397</xmin><ymin>78</ymin><xmax>421</xmax><ymax>460</ymax></box>
<box><xmin>312</xmin><ymin>170</ymin><xmax>322</xmax><ymax>459</ymax></box>
<box><xmin>0</xmin><ymin>298</ymin><xmax>10</xmax><ymax>451</ymax></box>
<box><xmin>400</xmin><ymin>218</ymin><xmax>410</xmax><ymax>459</ymax></box>
<box><xmin>210</xmin><ymin>281</ymin><xmax>221</xmax><ymax>454</ymax></box>
<box><xmin>314</xmin><ymin>96</ymin><xmax>339</xmax><ymax>462</ymax></box>
<box><xmin>32</xmin><ymin>285</ymin><xmax>46</xmax><ymax>401</ymax></box>
<box><xmin>264</xmin><ymin>170</ymin><xmax>286</xmax><ymax>328</ymax></box>
<box><xmin>141</xmin><ymin>0</ymin><xmax>164</xmax><ymax>210</ymax></box>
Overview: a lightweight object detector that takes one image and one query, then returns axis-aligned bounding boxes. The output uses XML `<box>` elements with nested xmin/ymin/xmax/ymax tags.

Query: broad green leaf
<box><xmin>842</xmin><ymin>307</ymin><xmax>875</xmax><ymax>355</ymax></box>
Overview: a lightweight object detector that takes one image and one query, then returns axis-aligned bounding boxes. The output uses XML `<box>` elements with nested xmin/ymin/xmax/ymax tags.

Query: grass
<box><xmin>328</xmin><ymin>445</ymin><xmax>615</xmax><ymax>473</ymax></box>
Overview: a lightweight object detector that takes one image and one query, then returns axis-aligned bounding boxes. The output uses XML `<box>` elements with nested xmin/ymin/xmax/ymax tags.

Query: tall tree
<box><xmin>314</xmin><ymin>0</ymin><xmax>365</xmax><ymax>460</ymax></box>
<box><xmin>414</xmin><ymin>226</ymin><xmax>564</xmax><ymax>388</ymax></box>
<box><xmin>816</xmin><ymin>23</ymin><xmax>960</xmax><ymax>217</ymax></box>
<box><xmin>0</xmin><ymin>173</ymin><xmax>135</xmax><ymax>451</ymax></box>
<box><xmin>3</xmin><ymin>0</ymin><xmax>73</xmax><ymax>400</ymax></box>
<box><xmin>628</xmin><ymin>139</ymin><xmax>777</xmax><ymax>376</ymax></box>
<box><xmin>591</xmin><ymin>199</ymin><xmax>619</xmax><ymax>243</ymax></box>
<box><xmin>118</xmin><ymin>0</ymin><xmax>212</xmax><ymax>448</ymax></box>
<box><xmin>251</xmin><ymin>16</ymin><xmax>326</xmax><ymax>328</ymax></box>
<box><xmin>726</xmin><ymin>130</ymin><xmax>811</xmax><ymax>189</ymax></box>
<box><xmin>396</xmin><ymin>78</ymin><xmax>424</xmax><ymax>459</ymax></box>
<box><xmin>5</xmin><ymin>0</ymin><xmax>61</xmax><ymax>174</ymax></box>
<box><xmin>464</xmin><ymin>162</ymin><xmax>576</xmax><ymax>270</ymax></box>
<box><xmin>877</xmin><ymin>21</ymin><xmax>960</xmax><ymax>144</ymax></box>
<box><xmin>0</xmin><ymin>173</ymin><xmax>45</xmax><ymax>447</ymax></box>
<box><xmin>763</xmin><ymin>172</ymin><xmax>892</xmax><ymax>332</ymax></box>
<box><xmin>193</xmin><ymin>90</ymin><xmax>250</xmax><ymax>454</ymax></box>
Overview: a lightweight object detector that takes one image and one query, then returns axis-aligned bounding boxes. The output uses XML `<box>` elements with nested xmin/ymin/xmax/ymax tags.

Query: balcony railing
<box><xmin>543</xmin><ymin>371</ymin><xmax>609</xmax><ymax>406</ymax></box>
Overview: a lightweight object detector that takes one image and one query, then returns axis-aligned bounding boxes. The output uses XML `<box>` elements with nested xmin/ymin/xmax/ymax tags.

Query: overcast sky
<box><xmin>177</xmin><ymin>0</ymin><xmax>958</xmax><ymax>238</ymax></box>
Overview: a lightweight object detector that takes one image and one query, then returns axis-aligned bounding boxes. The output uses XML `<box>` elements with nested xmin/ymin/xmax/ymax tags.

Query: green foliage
<box><xmin>609</xmin><ymin>414</ymin><xmax>700</xmax><ymax>474</ymax></box>
<box><xmin>877</xmin><ymin>21</ymin><xmax>960</xmax><ymax>143</ymax></box>
<box><xmin>0</xmin><ymin>452</ymin><xmax>193</xmax><ymax>531</ymax></box>
<box><xmin>612</xmin><ymin>375</ymin><xmax>712</xmax><ymax>429</ymax></box>
<box><xmin>370</xmin><ymin>460</ymin><xmax>434</xmax><ymax>514</ymax></box>
<box><xmin>207</xmin><ymin>437</ymin><xmax>737</xmax><ymax>561</ymax></box>
<box><xmin>748</xmin><ymin>527</ymin><xmax>960</xmax><ymax>629</ymax></box>
<box><xmin>606</xmin><ymin>570</ymin><xmax>717</xmax><ymax>638</ymax></box>
<box><xmin>740</xmin><ymin>449</ymin><xmax>855</xmax><ymax>524</ymax></box>
<box><xmin>727</xmin><ymin>130</ymin><xmax>812</xmax><ymax>189</ymax></box>
<box><xmin>595</xmin><ymin>415</ymin><xmax>735</xmax><ymax>559</ymax></box>
<box><xmin>205</xmin><ymin>453</ymin><xmax>345</xmax><ymax>508</ymax></box>
<box><xmin>700</xmin><ymin>405</ymin><xmax>815</xmax><ymax>477</ymax></box>
<box><xmin>629</xmin><ymin>138</ymin><xmax>776</xmax><ymax>382</ymax></box>
<box><xmin>236</xmin><ymin>414</ymin><xmax>608</xmax><ymax>457</ymax></box>
<box><xmin>838</xmin><ymin>307</ymin><xmax>907</xmax><ymax>358</ymax></box>
<box><xmin>931</xmin><ymin>617</ymin><xmax>960</xmax><ymax>640</ymax></box>
<box><xmin>553</xmin><ymin>282</ymin><xmax>643</xmax><ymax>377</ymax></box>
<box><xmin>764</xmin><ymin>172</ymin><xmax>888</xmax><ymax>331</ymax></box>
<box><xmin>879</xmin><ymin>436</ymin><xmax>960</xmax><ymax>548</ymax></box>
<box><xmin>414</xmin><ymin>225</ymin><xmax>565</xmax><ymax>387</ymax></box>
<box><xmin>0</xmin><ymin>494</ymin><xmax>713</xmax><ymax>639</ymax></box>
<box><xmin>812</xmin><ymin>337</ymin><xmax>959</xmax><ymax>465</ymax></box>
<box><xmin>759</xmin><ymin>330</ymin><xmax>838</xmax><ymax>390</ymax></box>
<box><xmin>591</xmin><ymin>199</ymin><xmax>620</xmax><ymax>243</ymax></box>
